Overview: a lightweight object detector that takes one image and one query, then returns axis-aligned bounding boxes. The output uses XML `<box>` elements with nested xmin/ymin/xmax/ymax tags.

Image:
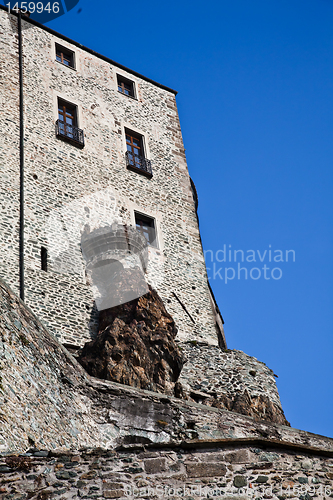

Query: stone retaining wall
<box><xmin>0</xmin><ymin>444</ymin><xmax>332</xmax><ymax>499</ymax></box>
<box><xmin>178</xmin><ymin>343</ymin><xmax>285</xmax><ymax>421</ymax></box>
<box><xmin>1</xmin><ymin>278</ymin><xmax>332</xmax><ymax>457</ymax></box>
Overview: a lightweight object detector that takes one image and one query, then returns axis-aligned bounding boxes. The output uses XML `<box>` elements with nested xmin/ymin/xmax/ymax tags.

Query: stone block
<box><xmin>224</xmin><ymin>497</ymin><xmax>248</xmax><ymax>500</ymax></box>
<box><xmin>103</xmin><ymin>482</ymin><xmax>123</xmax><ymax>491</ymax></box>
<box><xmin>256</xmin><ymin>475</ymin><xmax>269</xmax><ymax>483</ymax></box>
<box><xmin>104</xmin><ymin>490</ymin><xmax>124</xmax><ymax>498</ymax></box>
<box><xmin>185</xmin><ymin>462</ymin><xmax>226</xmax><ymax>478</ymax></box>
<box><xmin>144</xmin><ymin>457</ymin><xmax>167</xmax><ymax>474</ymax></box>
<box><xmin>138</xmin><ymin>452</ymin><xmax>160</xmax><ymax>459</ymax></box>
<box><xmin>234</xmin><ymin>475</ymin><xmax>247</xmax><ymax>488</ymax></box>
<box><xmin>201</xmin><ymin>452</ymin><xmax>224</xmax><ymax>462</ymax></box>
<box><xmin>225</xmin><ymin>450</ymin><xmax>251</xmax><ymax>464</ymax></box>
<box><xmin>80</xmin><ymin>470</ymin><xmax>97</xmax><ymax>480</ymax></box>
<box><xmin>282</xmin><ymin>480</ymin><xmax>295</xmax><ymax>489</ymax></box>
<box><xmin>298</xmin><ymin>477</ymin><xmax>308</xmax><ymax>484</ymax></box>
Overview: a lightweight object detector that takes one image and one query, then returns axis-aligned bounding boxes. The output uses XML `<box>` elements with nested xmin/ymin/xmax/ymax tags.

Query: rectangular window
<box><xmin>125</xmin><ymin>129</ymin><xmax>152</xmax><ymax>177</ymax></box>
<box><xmin>135</xmin><ymin>212</ymin><xmax>157</xmax><ymax>247</ymax></box>
<box><xmin>117</xmin><ymin>75</ymin><xmax>135</xmax><ymax>98</ymax></box>
<box><xmin>126</xmin><ymin>130</ymin><xmax>143</xmax><ymax>169</ymax></box>
<box><xmin>56</xmin><ymin>44</ymin><xmax>75</xmax><ymax>68</ymax></box>
<box><xmin>56</xmin><ymin>98</ymin><xmax>84</xmax><ymax>147</ymax></box>
<box><xmin>58</xmin><ymin>99</ymin><xmax>77</xmax><ymax>132</ymax></box>
<box><xmin>41</xmin><ymin>247</ymin><xmax>47</xmax><ymax>272</ymax></box>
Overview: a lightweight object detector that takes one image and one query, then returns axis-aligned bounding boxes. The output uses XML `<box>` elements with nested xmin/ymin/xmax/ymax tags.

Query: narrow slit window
<box><xmin>41</xmin><ymin>247</ymin><xmax>48</xmax><ymax>272</ymax></box>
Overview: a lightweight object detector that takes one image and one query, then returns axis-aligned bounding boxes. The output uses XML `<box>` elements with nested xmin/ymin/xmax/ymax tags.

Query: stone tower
<box><xmin>0</xmin><ymin>6</ymin><xmax>225</xmax><ymax>349</ymax></box>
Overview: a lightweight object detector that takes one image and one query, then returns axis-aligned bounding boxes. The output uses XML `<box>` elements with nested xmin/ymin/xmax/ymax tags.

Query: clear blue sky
<box><xmin>7</xmin><ymin>0</ymin><xmax>333</xmax><ymax>437</ymax></box>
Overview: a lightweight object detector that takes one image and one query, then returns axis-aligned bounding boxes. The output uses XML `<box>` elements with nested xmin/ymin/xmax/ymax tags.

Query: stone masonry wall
<box><xmin>178</xmin><ymin>342</ymin><xmax>283</xmax><ymax>410</ymax></box>
<box><xmin>0</xmin><ymin>8</ymin><xmax>218</xmax><ymax>347</ymax></box>
<box><xmin>0</xmin><ymin>445</ymin><xmax>332</xmax><ymax>500</ymax></box>
<box><xmin>1</xmin><ymin>277</ymin><xmax>332</xmax><ymax>456</ymax></box>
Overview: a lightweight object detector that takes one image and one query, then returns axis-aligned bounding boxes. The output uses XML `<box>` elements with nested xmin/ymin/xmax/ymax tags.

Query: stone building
<box><xmin>1</xmin><ymin>11</ymin><xmax>332</xmax><ymax>497</ymax></box>
<box><xmin>0</xmin><ymin>6</ymin><xmax>225</xmax><ymax>349</ymax></box>
<box><xmin>0</xmin><ymin>5</ymin><xmax>294</xmax><ymax>428</ymax></box>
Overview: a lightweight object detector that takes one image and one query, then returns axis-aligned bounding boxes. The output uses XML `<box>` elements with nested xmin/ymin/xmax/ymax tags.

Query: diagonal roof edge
<box><xmin>0</xmin><ymin>5</ymin><xmax>178</xmax><ymax>95</ymax></box>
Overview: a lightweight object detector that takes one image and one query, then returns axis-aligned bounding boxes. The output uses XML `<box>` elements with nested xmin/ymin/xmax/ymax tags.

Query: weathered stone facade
<box><xmin>2</xmin><ymin>11</ymin><xmax>332</xmax><ymax>498</ymax></box>
<box><xmin>0</xmin><ymin>278</ymin><xmax>329</xmax><ymax>454</ymax></box>
<box><xmin>1</xmin><ymin>445</ymin><xmax>333</xmax><ymax>500</ymax></box>
<box><xmin>0</xmin><ymin>7</ymin><xmax>220</xmax><ymax>347</ymax></box>
<box><xmin>178</xmin><ymin>343</ymin><xmax>288</xmax><ymax>425</ymax></box>
<box><xmin>0</xmin><ymin>277</ymin><xmax>333</xmax><ymax>498</ymax></box>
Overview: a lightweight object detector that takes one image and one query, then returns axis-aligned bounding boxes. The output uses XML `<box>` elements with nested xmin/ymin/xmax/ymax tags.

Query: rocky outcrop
<box><xmin>1</xmin><ymin>277</ymin><xmax>330</xmax><ymax>457</ymax></box>
<box><xmin>211</xmin><ymin>390</ymin><xmax>290</xmax><ymax>426</ymax></box>
<box><xmin>78</xmin><ymin>286</ymin><xmax>186</xmax><ymax>395</ymax></box>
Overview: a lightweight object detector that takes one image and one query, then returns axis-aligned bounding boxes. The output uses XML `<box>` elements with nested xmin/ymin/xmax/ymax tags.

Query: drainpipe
<box><xmin>18</xmin><ymin>11</ymin><xmax>24</xmax><ymax>301</ymax></box>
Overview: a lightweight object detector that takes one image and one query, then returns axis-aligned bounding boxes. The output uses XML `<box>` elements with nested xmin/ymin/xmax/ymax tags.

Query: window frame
<box><xmin>126</xmin><ymin>129</ymin><xmax>144</xmax><ymax>165</ymax></box>
<box><xmin>134</xmin><ymin>212</ymin><xmax>158</xmax><ymax>248</ymax></box>
<box><xmin>55</xmin><ymin>43</ymin><xmax>75</xmax><ymax>69</ymax></box>
<box><xmin>117</xmin><ymin>74</ymin><xmax>136</xmax><ymax>99</ymax></box>
<box><xmin>125</xmin><ymin>128</ymin><xmax>152</xmax><ymax>178</ymax></box>
<box><xmin>56</xmin><ymin>97</ymin><xmax>84</xmax><ymax>147</ymax></box>
<box><xmin>58</xmin><ymin>99</ymin><xmax>77</xmax><ymax>128</ymax></box>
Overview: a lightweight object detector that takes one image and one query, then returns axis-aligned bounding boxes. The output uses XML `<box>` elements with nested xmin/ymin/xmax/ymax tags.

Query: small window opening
<box><xmin>56</xmin><ymin>44</ymin><xmax>75</xmax><ymax>68</ymax></box>
<box><xmin>135</xmin><ymin>212</ymin><xmax>157</xmax><ymax>247</ymax></box>
<box><xmin>117</xmin><ymin>75</ymin><xmax>135</xmax><ymax>97</ymax></box>
<box><xmin>41</xmin><ymin>247</ymin><xmax>48</xmax><ymax>272</ymax></box>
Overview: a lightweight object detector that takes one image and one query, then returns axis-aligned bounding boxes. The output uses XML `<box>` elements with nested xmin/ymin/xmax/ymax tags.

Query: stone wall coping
<box><xmin>1</xmin><ymin>436</ymin><xmax>332</xmax><ymax>459</ymax></box>
<box><xmin>87</xmin><ymin>377</ymin><xmax>333</xmax><ymax>447</ymax></box>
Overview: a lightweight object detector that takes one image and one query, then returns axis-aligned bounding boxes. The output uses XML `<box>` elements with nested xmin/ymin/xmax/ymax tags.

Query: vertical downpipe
<box><xmin>18</xmin><ymin>11</ymin><xmax>24</xmax><ymax>301</ymax></box>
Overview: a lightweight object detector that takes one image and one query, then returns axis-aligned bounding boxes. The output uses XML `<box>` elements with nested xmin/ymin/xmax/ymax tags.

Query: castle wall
<box><xmin>1</xmin><ymin>275</ymin><xmax>332</xmax><ymax>499</ymax></box>
<box><xmin>0</xmin><ymin>9</ymin><xmax>218</xmax><ymax>347</ymax></box>
<box><xmin>1</xmin><ymin>446</ymin><xmax>332</xmax><ymax>500</ymax></box>
<box><xmin>178</xmin><ymin>343</ymin><xmax>286</xmax><ymax>423</ymax></box>
<box><xmin>0</xmin><ymin>278</ymin><xmax>330</xmax><ymax>455</ymax></box>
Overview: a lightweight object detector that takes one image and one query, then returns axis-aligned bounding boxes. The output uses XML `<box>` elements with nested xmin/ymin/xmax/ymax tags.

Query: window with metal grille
<box><xmin>56</xmin><ymin>98</ymin><xmax>84</xmax><ymax>147</ymax></box>
<box><xmin>117</xmin><ymin>75</ymin><xmax>135</xmax><ymax>98</ymax></box>
<box><xmin>58</xmin><ymin>100</ymin><xmax>76</xmax><ymax>132</ymax></box>
<box><xmin>56</xmin><ymin>44</ymin><xmax>75</xmax><ymax>68</ymax></box>
<box><xmin>126</xmin><ymin>131</ymin><xmax>143</xmax><ymax>168</ymax></box>
<box><xmin>125</xmin><ymin>130</ymin><xmax>152</xmax><ymax>176</ymax></box>
<box><xmin>135</xmin><ymin>213</ymin><xmax>157</xmax><ymax>247</ymax></box>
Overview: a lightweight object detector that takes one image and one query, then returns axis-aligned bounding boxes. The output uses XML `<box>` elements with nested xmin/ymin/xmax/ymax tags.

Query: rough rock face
<box><xmin>211</xmin><ymin>390</ymin><xmax>290</xmax><ymax>426</ymax></box>
<box><xmin>78</xmin><ymin>286</ymin><xmax>186</xmax><ymax>395</ymax></box>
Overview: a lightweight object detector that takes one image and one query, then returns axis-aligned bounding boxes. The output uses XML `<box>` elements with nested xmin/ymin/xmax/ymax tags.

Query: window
<box><xmin>56</xmin><ymin>44</ymin><xmax>75</xmax><ymax>68</ymax></box>
<box><xmin>117</xmin><ymin>75</ymin><xmax>135</xmax><ymax>98</ymax></box>
<box><xmin>135</xmin><ymin>213</ymin><xmax>157</xmax><ymax>247</ymax></box>
<box><xmin>56</xmin><ymin>98</ymin><xmax>84</xmax><ymax>147</ymax></box>
<box><xmin>41</xmin><ymin>247</ymin><xmax>47</xmax><ymax>272</ymax></box>
<box><xmin>125</xmin><ymin>129</ymin><xmax>152</xmax><ymax>177</ymax></box>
